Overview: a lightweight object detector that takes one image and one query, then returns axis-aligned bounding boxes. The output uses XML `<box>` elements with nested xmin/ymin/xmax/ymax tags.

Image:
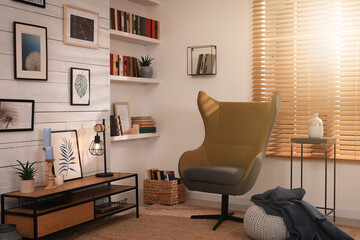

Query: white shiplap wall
<box><xmin>0</xmin><ymin>0</ymin><xmax>110</xmax><ymax>194</ymax></box>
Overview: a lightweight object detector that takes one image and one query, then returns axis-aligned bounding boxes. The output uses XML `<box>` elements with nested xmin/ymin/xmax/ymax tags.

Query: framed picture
<box><xmin>13</xmin><ymin>0</ymin><xmax>45</xmax><ymax>8</ymax></box>
<box><xmin>64</xmin><ymin>5</ymin><xmax>99</xmax><ymax>49</ymax></box>
<box><xmin>14</xmin><ymin>22</ymin><xmax>48</xmax><ymax>80</ymax></box>
<box><xmin>51</xmin><ymin>130</ymin><xmax>83</xmax><ymax>181</ymax></box>
<box><xmin>71</xmin><ymin>67</ymin><xmax>90</xmax><ymax>105</ymax></box>
<box><xmin>0</xmin><ymin>99</ymin><xmax>34</xmax><ymax>132</ymax></box>
<box><xmin>114</xmin><ymin>102</ymin><xmax>131</xmax><ymax>134</ymax></box>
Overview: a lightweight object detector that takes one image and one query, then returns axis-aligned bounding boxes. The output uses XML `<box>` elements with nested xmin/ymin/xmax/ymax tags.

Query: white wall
<box><xmin>0</xmin><ymin>0</ymin><xmax>109</xmax><ymax>195</ymax></box>
<box><xmin>135</xmin><ymin>0</ymin><xmax>360</xmax><ymax>220</ymax></box>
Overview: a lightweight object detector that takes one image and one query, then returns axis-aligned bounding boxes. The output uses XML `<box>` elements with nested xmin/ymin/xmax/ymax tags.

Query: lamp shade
<box><xmin>89</xmin><ymin>134</ymin><xmax>104</xmax><ymax>156</ymax></box>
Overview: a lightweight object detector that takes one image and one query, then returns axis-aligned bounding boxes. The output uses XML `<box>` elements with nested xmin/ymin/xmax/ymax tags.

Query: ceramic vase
<box><xmin>20</xmin><ymin>179</ymin><xmax>35</xmax><ymax>193</ymax></box>
<box><xmin>308</xmin><ymin>113</ymin><xmax>323</xmax><ymax>138</ymax></box>
<box><xmin>140</xmin><ymin>66</ymin><xmax>153</xmax><ymax>78</ymax></box>
<box><xmin>0</xmin><ymin>224</ymin><xmax>22</xmax><ymax>240</ymax></box>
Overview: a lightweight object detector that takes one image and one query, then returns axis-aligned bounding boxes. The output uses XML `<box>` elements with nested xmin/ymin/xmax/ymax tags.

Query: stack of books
<box><xmin>131</xmin><ymin>116</ymin><xmax>156</xmax><ymax>134</ymax></box>
<box><xmin>110</xmin><ymin>54</ymin><xmax>140</xmax><ymax>77</ymax></box>
<box><xmin>196</xmin><ymin>54</ymin><xmax>216</xmax><ymax>74</ymax></box>
<box><xmin>147</xmin><ymin>169</ymin><xmax>176</xmax><ymax>181</ymax></box>
<box><xmin>110</xmin><ymin>8</ymin><xmax>160</xmax><ymax>40</ymax></box>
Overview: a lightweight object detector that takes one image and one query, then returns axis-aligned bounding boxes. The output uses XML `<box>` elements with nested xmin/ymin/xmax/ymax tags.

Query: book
<box><xmin>204</xmin><ymin>54</ymin><xmax>216</xmax><ymax>74</ymax></box>
<box><xmin>167</xmin><ymin>171</ymin><xmax>175</xmax><ymax>180</ymax></box>
<box><xmin>196</xmin><ymin>54</ymin><xmax>203</xmax><ymax>74</ymax></box>
<box><xmin>110</xmin><ymin>115</ymin><xmax>116</xmax><ymax>136</ymax></box>
<box><xmin>131</xmin><ymin>116</ymin><xmax>152</xmax><ymax>120</ymax></box>
<box><xmin>140</xmin><ymin>17</ymin><xmax>146</xmax><ymax>36</ymax></box>
<box><xmin>117</xmin><ymin>10</ymin><xmax>121</xmax><ymax>31</ymax></box>
<box><xmin>110</xmin><ymin>8</ymin><xmax>116</xmax><ymax>30</ymax></box>
<box><xmin>110</xmin><ymin>54</ymin><xmax>113</xmax><ymax>75</ymax></box>
<box><xmin>113</xmin><ymin>54</ymin><xmax>119</xmax><ymax>76</ymax></box>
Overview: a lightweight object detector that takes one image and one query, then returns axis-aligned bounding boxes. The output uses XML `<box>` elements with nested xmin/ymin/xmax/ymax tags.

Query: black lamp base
<box><xmin>95</xmin><ymin>172</ymin><xmax>114</xmax><ymax>177</ymax></box>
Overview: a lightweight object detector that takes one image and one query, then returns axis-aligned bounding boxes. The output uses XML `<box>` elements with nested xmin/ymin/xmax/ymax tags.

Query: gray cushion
<box><xmin>183</xmin><ymin>166</ymin><xmax>246</xmax><ymax>186</ymax></box>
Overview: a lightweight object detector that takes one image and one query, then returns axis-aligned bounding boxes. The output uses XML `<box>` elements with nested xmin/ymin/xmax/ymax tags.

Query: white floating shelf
<box><xmin>128</xmin><ymin>0</ymin><xmax>160</xmax><ymax>6</ymax></box>
<box><xmin>110</xmin><ymin>30</ymin><xmax>160</xmax><ymax>45</ymax></box>
<box><xmin>110</xmin><ymin>75</ymin><xmax>160</xmax><ymax>84</ymax></box>
<box><xmin>111</xmin><ymin>132</ymin><xmax>160</xmax><ymax>142</ymax></box>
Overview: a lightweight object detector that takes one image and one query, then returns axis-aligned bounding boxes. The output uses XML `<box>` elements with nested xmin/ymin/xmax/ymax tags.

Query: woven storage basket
<box><xmin>143</xmin><ymin>179</ymin><xmax>186</xmax><ymax>205</ymax></box>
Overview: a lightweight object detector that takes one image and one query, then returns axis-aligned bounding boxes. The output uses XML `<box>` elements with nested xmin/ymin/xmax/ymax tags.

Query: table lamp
<box><xmin>89</xmin><ymin>119</ymin><xmax>113</xmax><ymax>177</ymax></box>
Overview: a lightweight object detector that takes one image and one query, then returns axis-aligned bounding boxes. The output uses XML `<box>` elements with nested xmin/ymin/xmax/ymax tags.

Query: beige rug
<box><xmin>50</xmin><ymin>204</ymin><xmax>360</xmax><ymax>240</ymax></box>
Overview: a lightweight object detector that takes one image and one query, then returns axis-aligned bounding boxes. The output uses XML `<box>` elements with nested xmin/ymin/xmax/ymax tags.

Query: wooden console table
<box><xmin>290</xmin><ymin>137</ymin><xmax>336</xmax><ymax>221</ymax></box>
<box><xmin>1</xmin><ymin>172</ymin><xmax>139</xmax><ymax>239</ymax></box>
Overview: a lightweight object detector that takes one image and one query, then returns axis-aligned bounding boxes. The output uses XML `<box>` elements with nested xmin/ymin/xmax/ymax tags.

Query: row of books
<box><xmin>110</xmin><ymin>8</ymin><xmax>160</xmax><ymax>40</ymax></box>
<box><xmin>132</xmin><ymin>116</ymin><xmax>156</xmax><ymax>134</ymax></box>
<box><xmin>110</xmin><ymin>54</ymin><xmax>140</xmax><ymax>77</ymax></box>
<box><xmin>147</xmin><ymin>168</ymin><xmax>176</xmax><ymax>181</ymax></box>
<box><xmin>196</xmin><ymin>54</ymin><xmax>216</xmax><ymax>74</ymax></box>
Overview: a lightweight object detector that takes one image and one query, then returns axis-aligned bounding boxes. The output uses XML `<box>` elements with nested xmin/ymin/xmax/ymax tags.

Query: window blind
<box><xmin>252</xmin><ymin>0</ymin><xmax>360</xmax><ymax>160</ymax></box>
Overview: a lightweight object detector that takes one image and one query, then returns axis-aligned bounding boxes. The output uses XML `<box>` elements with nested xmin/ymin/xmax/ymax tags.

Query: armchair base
<box><xmin>190</xmin><ymin>194</ymin><xmax>243</xmax><ymax>231</ymax></box>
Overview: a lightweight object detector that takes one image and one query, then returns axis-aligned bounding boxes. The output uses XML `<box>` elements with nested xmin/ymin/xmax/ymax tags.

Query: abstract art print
<box><xmin>52</xmin><ymin>130</ymin><xmax>83</xmax><ymax>181</ymax></box>
<box><xmin>14</xmin><ymin>22</ymin><xmax>47</xmax><ymax>80</ymax></box>
<box><xmin>71</xmin><ymin>67</ymin><xmax>90</xmax><ymax>105</ymax></box>
<box><xmin>0</xmin><ymin>99</ymin><xmax>34</xmax><ymax>132</ymax></box>
<box><xmin>13</xmin><ymin>0</ymin><xmax>46</xmax><ymax>8</ymax></box>
<box><xmin>64</xmin><ymin>5</ymin><xmax>99</xmax><ymax>49</ymax></box>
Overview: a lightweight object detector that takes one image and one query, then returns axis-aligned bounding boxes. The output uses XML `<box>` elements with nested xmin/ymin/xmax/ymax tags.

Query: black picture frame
<box><xmin>70</xmin><ymin>67</ymin><xmax>91</xmax><ymax>106</ymax></box>
<box><xmin>0</xmin><ymin>99</ymin><xmax>35</xmax><ymax>132</ymax></box>
<box><xmin>14</xmin><ymin>22</ymin><xmax>48</xmax><ymax>81</ymax></box>
<box><xmin>13</xmin><ymin>0</ymin><xmax>45</xmax><ymax>8</ymax></box>
<box><xmin>51</xmin><ymin>130</ymin><xmax>83</xmax><ymax>181</ymax></box>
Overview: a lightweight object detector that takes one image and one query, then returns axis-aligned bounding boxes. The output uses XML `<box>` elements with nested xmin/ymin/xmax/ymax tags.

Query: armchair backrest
<box><xmin>197</xmin><ymin>91</ymin><xmax>280</xmax><ymax>171</ymax></box>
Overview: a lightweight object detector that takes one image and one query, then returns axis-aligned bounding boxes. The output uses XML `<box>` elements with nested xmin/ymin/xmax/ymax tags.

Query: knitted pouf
<box><xmin>244</xmin><ymin>204</ymin><xmax>289</xmax><ymax>240</ymax></box>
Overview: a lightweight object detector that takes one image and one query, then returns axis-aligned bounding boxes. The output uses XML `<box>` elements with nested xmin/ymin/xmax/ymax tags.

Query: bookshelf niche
<box><xmin>109</xmin><ymin>0</ymin><xmax>160</xmax><ymax>142</ymax></box>
<box><xmin>187</xmin><ymin>45</ymin><xmax>217</xmax><ymax>76</ymax></box>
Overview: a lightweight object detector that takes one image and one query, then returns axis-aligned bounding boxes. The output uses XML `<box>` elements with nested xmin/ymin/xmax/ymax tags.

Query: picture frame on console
<box><xmin>51</xmin><ymin>130</ymin><xmax>83</xmax><ymax>181</ymax></box>
<box><xmin>14</xmin><ymin>22</ymin><xmax>48</xmax><ymax>80</ymax></box>
<box><xmin>64</xmin><ymin>5</ymin><xmax>100</xmax><ymax>49</ymax></box>
<box><xmin>71</xmin><ymin>67</ymin><xmax>90</xmax><ymax>105</ymax></box>
<box><xmin>0</xmin><ymin>99</ymin><xmax>34</xmax><ymax>132</ymax></box>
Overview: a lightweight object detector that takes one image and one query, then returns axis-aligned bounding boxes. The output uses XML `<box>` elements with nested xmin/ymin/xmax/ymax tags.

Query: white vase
<box><xmin>308</xmin><ymin>113</ymin><xmax>323</xmax><ymax>138</ymax></box>
<box><xmin>55</xmin><ymin>175</ymin><xmax>64</xmax><ymax>187</ymax></box>
<box><xmin>20</xmin><ymin>179</ymin><xmax>35</xmax><ymax>193</ymax></box>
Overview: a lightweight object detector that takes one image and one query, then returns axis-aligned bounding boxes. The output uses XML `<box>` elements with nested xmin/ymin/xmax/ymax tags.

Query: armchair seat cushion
<box><xmin>184</xmin><ymin>166</ymin><xmax>246</xmax><ymax>186</ymax></box>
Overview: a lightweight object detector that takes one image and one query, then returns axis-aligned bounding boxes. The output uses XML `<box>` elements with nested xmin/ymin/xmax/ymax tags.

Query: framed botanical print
<box><xmin>0</xmin><ymin>99</ymin><xmax>34</xmax><ymax>132</ymax></box>
<box><xmin>71</xmin><ymin>67</ymin><xmax>90</xmax><ymax>105</ymax></box>
<box><xmin>13</xmin><ymin>0</ymin><xmax>46</xmax><ymax>8</ymax></box>
<box><xmin>51</xmin><ymin>130</ymin><xmax>83</xmax><ymax>181</ymax></box>
<box><xmin>14</xmin><ymin>22</ymin><xmax>48</xmax><ymax>80</ymax></box>
<box><xmin>114</xmin><ymin>102</ymin><xmax>131</xmax><ymax>134</ymax></box>
<box><xmin>64</xmin><ymin>5</ymin><xmax>99</xmax><ymax>49</ymax></box>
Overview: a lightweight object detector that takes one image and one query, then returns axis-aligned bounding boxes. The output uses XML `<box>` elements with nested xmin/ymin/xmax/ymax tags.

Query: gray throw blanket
<box><xmin>251</xmin><ymin>187</ymin><xmax>353</xmax><ymax>240</ymax></box>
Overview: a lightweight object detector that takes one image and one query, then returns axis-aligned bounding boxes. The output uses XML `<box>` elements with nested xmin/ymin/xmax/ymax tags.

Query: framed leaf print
<box><xmin>14</xmin><ymin>22</ymin><xmax>48</xmax><ymax>80</ymax></box>
<box><xmin>51</xmin><ymin>130</ymin><xmax>83</xmax><ymax>181</ymax></box>
<box><xmin>71</xmin><ymin>67</ymin><xmax>90</xmax><ymax>105</ymax></box>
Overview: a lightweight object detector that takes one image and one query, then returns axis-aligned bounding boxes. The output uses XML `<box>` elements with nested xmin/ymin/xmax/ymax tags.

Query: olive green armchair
<box><xmin>178</xmin><ymin>91</ymin><xmax>280</xmax><ymax>230</ymax></box>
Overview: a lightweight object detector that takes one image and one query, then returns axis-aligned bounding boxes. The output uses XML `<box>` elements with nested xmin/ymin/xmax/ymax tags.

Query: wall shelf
<box><xmin>111</xmin><ymin>132</ymin><xmax>160</xmax><ymax>142</ymax></box>
<box><xmin>128</xmin><ymin>0</ymin><xmax>160</xmax><ymax>6</ymax></box>
<box><xmin>110</xmin><ymin>75</ymin><xmax>160</xmax><ymax>84</ymax></box>
<box><xmin>110</xmin><ymin>30</ymin><xmax>160</xmax><ymax>45</ymax></box>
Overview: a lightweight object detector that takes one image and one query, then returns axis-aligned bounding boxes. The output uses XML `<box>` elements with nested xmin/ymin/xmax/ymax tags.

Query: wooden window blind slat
<box><xmin>252</xmin><ymin>0</ymin><xmax>360</xmax><ymax>161</ymax></box>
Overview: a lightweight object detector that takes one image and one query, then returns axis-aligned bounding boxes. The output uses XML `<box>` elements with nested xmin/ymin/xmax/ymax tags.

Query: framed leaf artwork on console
<box><xmin>51</xmin><ymin>130</ymin><xmax>83</xmax><ymax>181</ymax></box>
<box><xmin>71</xmin><ymin>67</ymin><xmax>90</xmax><ymax>105</ymax></box>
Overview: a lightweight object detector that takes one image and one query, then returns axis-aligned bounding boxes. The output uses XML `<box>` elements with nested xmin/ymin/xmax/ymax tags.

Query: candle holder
<box><xmin>42</xmin><ymin>148</ymin><xmax>56</xmax><ymax>190</ymax></box>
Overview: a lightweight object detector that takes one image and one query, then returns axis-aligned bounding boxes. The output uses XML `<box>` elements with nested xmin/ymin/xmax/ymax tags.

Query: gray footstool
<box><xmin>244</xmin><ymin>204</ymin><xmax>289</xmax><ymax>240</ymax></box>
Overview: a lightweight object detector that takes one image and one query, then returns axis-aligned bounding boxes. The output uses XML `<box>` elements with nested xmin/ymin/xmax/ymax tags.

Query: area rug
<box><xmin>51</xmin><ymin>204</ymin><xmax>360</xmax><ymax>240</ymax></box>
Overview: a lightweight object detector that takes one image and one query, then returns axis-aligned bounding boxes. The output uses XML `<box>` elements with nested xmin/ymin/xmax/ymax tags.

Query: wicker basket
<box><xmin>143</xmin><ymin>179</ymin><xmax>186</xmax><ymax>205</ymax></box>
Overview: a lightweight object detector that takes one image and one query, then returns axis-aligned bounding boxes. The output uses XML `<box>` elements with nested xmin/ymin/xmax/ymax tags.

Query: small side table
<box><xmin>290</xmin><ymin>137</ymin><xmax>336</xmax><ymax>221</ymax></box>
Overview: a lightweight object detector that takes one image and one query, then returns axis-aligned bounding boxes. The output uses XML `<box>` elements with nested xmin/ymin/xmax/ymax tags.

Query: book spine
<box><xmin>114</xmin><ymin>54</ymin><xmax>119</xmax><ymax>76</ymax></box>
<box><xmin>140</xmin><ymin>17</ymin><xmax>145</xmax><ymax>36</ymax></box>
<box><xmin>110</xmin><ymin>8</ymin><xmax>115</xmax><ymax>30</ymax></box>
<box><xmin>117</xmin><ymin>10</ymin><xmax>121</xmax><ymax>31</ymax></box>
<box><xmin>152</xmin><ymin>19</ymin><xmax>155</xmax><ymax>39</ymax></box>
<box><xmin>119</xmin><ymin>55</ymin><xmax>123</xmax><ymax>76</ymax></box>
<box><xmin>110</xmin><ymin>53</ymin><xmax>113</xmax><ymax>75</ymax></box>
<box><xmin>121</xmin><ymin>11</ymin><xmax>124</xmax><ymax>31</ymax></box>
<box><xmin>123</xmin><ymin>12</ymin><xmax>127</xmax><ymax>32</ymax></box>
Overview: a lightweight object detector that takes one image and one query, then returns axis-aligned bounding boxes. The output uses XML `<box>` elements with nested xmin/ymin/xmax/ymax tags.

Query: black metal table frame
<box><xmin>290</xmin><ymin>139</ymin><xmax>336</xmax><ymax>221</ymax></box>
<box><xmin>1</xmin><ymin>173</ymin><xmax>139</xmax><ymax>240</ymax></box>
